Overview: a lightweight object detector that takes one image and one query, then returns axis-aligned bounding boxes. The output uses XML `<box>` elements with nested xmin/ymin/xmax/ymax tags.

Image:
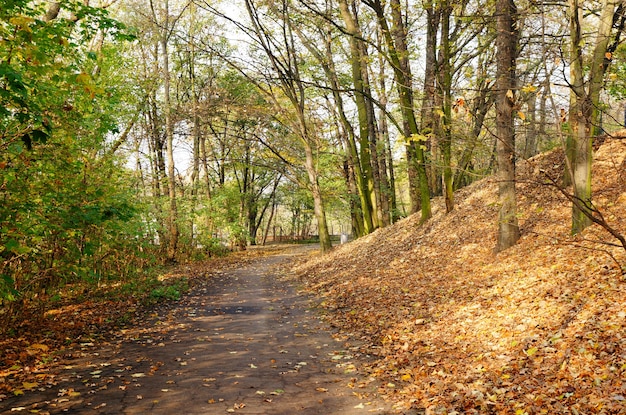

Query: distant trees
<box><xmin>185</xmin><ymin>0</ymin><xmax>624</xmax><ymax>250</ymax></box>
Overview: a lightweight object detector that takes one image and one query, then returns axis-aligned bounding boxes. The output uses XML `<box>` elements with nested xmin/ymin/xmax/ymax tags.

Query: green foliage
<box><xmin>606</xmin><ymin>43</ymin><xmax>626</xmax><ymax>102</ymax></box>
<box><xmin>148</xmin><ymin>281</ymin><xmax>187</xmax><ymax>303</ymax></box>
<box><xmin>0</xmin><ymin>1</ymin><xmax>154</xmax><ymax>328</ymax></box>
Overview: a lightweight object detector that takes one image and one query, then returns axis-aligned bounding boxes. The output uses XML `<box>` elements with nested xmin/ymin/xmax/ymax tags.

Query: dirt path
<box><xmin>1</xmin><ymin>246</ymin><xmax>397</xmax><ymax>414</ymax></box>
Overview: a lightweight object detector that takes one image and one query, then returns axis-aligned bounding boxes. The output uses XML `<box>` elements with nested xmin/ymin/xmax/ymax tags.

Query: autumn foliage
<box><xmin>295</xmin><ymin>138</ymin><xmax>626</xmax><ymax>414</ymax></box>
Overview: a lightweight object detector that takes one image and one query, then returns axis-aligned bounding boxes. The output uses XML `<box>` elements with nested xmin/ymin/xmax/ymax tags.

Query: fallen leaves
<box><xmin>294</xmin><ymin>139</ymin><xmax>626</xmax><ymax>413</ymax></box>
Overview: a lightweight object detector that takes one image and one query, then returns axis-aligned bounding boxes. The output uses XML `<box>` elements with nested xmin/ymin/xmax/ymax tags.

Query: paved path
<box><xmin>1</xmin><ymin>247</ymin><xmax>395</xmax><ymax>414</ymax></box>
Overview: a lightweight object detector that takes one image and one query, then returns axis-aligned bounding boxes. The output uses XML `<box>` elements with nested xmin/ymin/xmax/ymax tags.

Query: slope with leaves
<box><xmin>295</xmin><ymin>138</ymin><xmax>626</xmax><ymax>414</ymax></box>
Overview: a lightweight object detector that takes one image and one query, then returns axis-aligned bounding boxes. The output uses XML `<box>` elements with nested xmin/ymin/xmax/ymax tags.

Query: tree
<box><xmin>149</xmin><ymin>0</ymin><xmax>191</xmax><ymax>262</ymax></box>
<box><xmin>241</xmin><ymin>0</ymin><xmax>333</xmax><ymax>252</ymax></box>
<box><xmin>364</xmin><ymin>0</ymin><xmax>432</xmax><ymax>222</ymax></box>
<box><xmin>567</xmin><ymin>0</ymin><xmax>626</xmax><ymax>234</ymax></box>
<box><xmin>0</xmin><ymin>0</ymin><xmax>149</xmax><ymax>319</ymax></box>
<box><xmin>495</xmin><ymin>0</ymin><xmax>521</xmax><ymax>251</ymax></box>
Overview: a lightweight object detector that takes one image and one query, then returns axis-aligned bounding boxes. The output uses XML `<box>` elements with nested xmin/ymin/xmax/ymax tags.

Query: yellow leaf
<box><xmin>408</xmin><ymin>133</ymin><xmax>429</xmax><ymax>143</ymax></box>
<box><xmin>521</xmin><ymin>85</ymin><xmax>538</xmax><ymax>93</ymax></box>
<box><xmin>518</xmin><ymin>111</ymin><xmax>526</xmax><ymax>121</ymax></box>
<box><xmin>9</xmin><ymin>16</ymin><xmax>34</xmax><ymax>30</ymax></box>
<box><xmin>525</xmin><ymin>346</ymin><xmax>538</xmax><ymax>356</ymax></box>
<box><xmin>29</xmin><ymin>343</ymin><xmax>49</xmax><ymax>352</ymax></box>
<box><xmin>401</xmin><ymin>374</ymin><xmax>411</xmax><ymax>381</ymax></box>
<box><xmin>75</xmin><ymin>72</ymin><xmax>91</xmax><ymax>84</ymax></box>
<box><xmin>506</xmin><ymin>89</ymin><xmax>515</xmax><ymax>101</ymax></box>
<box><xmin>22</xmin><ymin>382</ymin><xmax>38</xmax><ymax>390</ymax></box>
<box><xmin>14</xmin><ymin>389</ymin><xmax>24</xmax><ymax>396</ymax></box>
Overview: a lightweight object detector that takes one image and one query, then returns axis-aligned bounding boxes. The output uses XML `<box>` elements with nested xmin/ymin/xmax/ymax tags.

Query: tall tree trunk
<box><xmin>161</xmin><ymin>35</ymin><xmax>179</xmax><ymax>262</ymax></box>
<box><xmin>315</xmin><ymin>26</ymin><xmax>371</xmax><ymax>235</ymax></box>
<box><xmin>304</xmin><ymin>141</ymin><xmax>332</xmax><ymax>252</ymax></box>
<box><xmin>567</xmin><ymin>0</ymin><xmax>620</xmax><ymax>234</ymax></box>
<box><xmin>338</xmin><ymin>0</ymin><xmax>378</xmax><ymax>231</ymax></box>
<box><xmin>376</xmin><ymin>47</ymin><xmax>394</xmax><ymax>225</ymax></box>
<box><xmin>366</xmin><ymin>0</ymin><xmax>432</xmax><ymax>222</ymax></box>
<box><xmin>361</xmin><ymin>44</ymin><xmax>385</xmax><ymax>228</ymax></box>
<box><xmin>421</xmin><ymin>1</ymin><xmax>440</xmax><ymax>201</ymax></box>
<box><xmin>189</xmin><ymin>31</ymin><xmax>201</xmax><ymax>249</ymax></box>
<box><xmin>495</xmin><ymin>0</ymin><xmax>520</xmax><ymax>252</ymax></box>
<box><xmin>439</xmin><ymin>0</ymin><xmax>454</xmax><ymax>212</ymax></box>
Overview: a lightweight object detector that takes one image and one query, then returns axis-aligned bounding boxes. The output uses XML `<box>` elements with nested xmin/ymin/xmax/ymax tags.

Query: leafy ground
<box><xmin>293</xmin><ymin>138</ymin><xmax>626</xmax><ymax>414</ymax></box>
<box><xmin>0</xmin><ymin>248</ymin><xmax>279</xmax><ymax>401</ymax></box>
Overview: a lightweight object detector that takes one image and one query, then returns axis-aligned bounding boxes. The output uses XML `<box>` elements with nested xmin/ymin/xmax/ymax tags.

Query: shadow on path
<box><xmin>1</xmin><ymin>246</ymin><xmax>398</xmax><ymax>414</ymax></box>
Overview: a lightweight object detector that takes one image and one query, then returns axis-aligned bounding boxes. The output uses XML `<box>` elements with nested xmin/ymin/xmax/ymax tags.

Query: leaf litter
<box><xmin>294</xmin><ymin>139</ymin><xmax>626</xmax><ymax>414</ymax></box>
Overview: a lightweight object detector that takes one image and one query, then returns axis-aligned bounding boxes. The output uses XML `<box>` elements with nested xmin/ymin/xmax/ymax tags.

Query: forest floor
<box><xmin>1</xmin><ymin>138</ymin><xmax>626</xmax><ymax>414</ymax></box>
<box><xmin>0</xmin><ymin>245</ymin><xmax>399</xmax><ymax>414</ymax></box>
<box><xmin>294</xmin><ymin>137</ymin><xmax>626</xmax><ymax>414</ymax></box>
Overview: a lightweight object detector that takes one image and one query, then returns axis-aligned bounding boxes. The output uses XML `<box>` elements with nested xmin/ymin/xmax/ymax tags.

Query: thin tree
<box><xmin>243</xmin><ymin>0</ymin><xmax>333</xmax><ymax>252</ymax></box>
<box><xmin>364</xmin><ymin>0</ymin><xmax>432</xmax><ymax>222</ymax></box>
<box><xmin>149</xmin><ymin>0</ymin><xmax>191</xmax><ymax>262</ymax></box>
<box><xmin>567</xmin><ymin>0</ymin><xmax>625</xmax><ymax>234</ymax></box>
<box><xmin>495</xmin><ymin>0</ymin><xmax>521</xmax><ymax>251</ymax></box>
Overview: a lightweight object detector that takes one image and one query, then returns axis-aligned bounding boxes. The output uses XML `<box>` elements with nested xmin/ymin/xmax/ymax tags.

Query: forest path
<box><xmin>1</xmin><ymin>245</ymin><xmax>396</xmax><ymax>415</ymax></box>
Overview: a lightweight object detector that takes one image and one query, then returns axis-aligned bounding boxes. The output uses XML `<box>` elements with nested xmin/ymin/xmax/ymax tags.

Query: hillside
<box><xmin>294</xmin><ymin>139</ymin><xmax>626</xmax><ymax>414</ymax></box>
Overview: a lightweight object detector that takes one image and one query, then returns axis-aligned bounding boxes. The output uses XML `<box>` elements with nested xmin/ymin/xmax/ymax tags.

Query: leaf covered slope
<box><xmin>295</xmin><ymin>139</ymin><xmax>626</xmax><ymax>414</ymax></box>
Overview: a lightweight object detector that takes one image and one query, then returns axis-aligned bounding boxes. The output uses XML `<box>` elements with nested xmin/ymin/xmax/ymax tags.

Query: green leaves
<box><xmin>0</xmin><ymin>3</ymin><xmax>152</xmax><ymax>316</ymax></box>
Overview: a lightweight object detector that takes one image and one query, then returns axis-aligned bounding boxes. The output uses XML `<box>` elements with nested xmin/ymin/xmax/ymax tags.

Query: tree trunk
<box><xmin>338</xmin><ymin>0</ymin><xmax>378</xmax><ymax>231</ymax></box>
<box><xmin>366</xmin><ymin>0</ymin><xmax>431</xmax><ymax>222</ymax></box>
<box><xmin>495</xmin><ymin>0</ymin><xmax>520</xmax><ymax>252</ymax></box>
<box><xmin>318</xmin><ymin>27</ymin><xmax>372</xmax><ymax>235</ymax></box>
<box><xmin>301</xmin><ymin>142</ymin><xmax>332</xmax><ymax>252</ymax></box>
<box><xmin>161</xmin><ymin>34</ymin><xmax>179</xmax><ymax>262</ymax></box>
<box><xmin>567</xmin><ymin>0</ymin><xmax>619</xmax><ymax>234</ymax></box>
<box><xmin>438</xmin><ymin>0</ymin><xmax>454</xmax><ymax>212</ymax></box>
<box><xmin>376</xmin><ymin>49</ymin><xmax>394</xmax><ymax>225</ymax></box>
<box><xmin>421</xmin><ymin>2</ymin><xmax>440</xmax><ymax>201</ymax></box>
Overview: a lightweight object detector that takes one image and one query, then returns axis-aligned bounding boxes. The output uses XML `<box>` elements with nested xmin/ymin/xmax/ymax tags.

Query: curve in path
<box><xmin>1</xmin><ymin>246</ymin><xmax>396</xmax><ymax>415</ymax></box>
